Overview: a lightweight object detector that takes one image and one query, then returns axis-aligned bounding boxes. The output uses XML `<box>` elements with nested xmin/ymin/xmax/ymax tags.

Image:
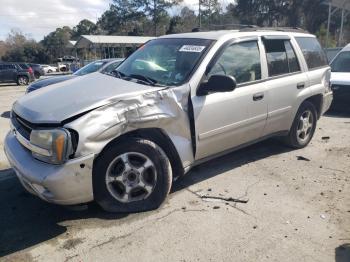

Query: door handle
<box><xmin>253</xmin><ymin>93</ymin><xmax>264</xmax><ymax>101</ymax></box>
<box><xmin>297</xmin><ymin>82</ymin><xmax>305</xmax><ymax>89</ymax></box>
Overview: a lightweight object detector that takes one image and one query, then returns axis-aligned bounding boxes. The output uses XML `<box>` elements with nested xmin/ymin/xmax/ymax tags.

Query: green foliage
<box><xmin>72</xmin><ymin>19</ymin><xmax>98</xmax><ymax>39</ymax></box>
<box><xmin>1</xmin><ymin>30</ymin><xmax>49</xmax><ymax>63</ymax></box>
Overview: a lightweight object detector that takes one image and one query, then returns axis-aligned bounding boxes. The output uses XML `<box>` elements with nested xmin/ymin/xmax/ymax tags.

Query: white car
<box><xmin>330</xmin><ymin>44</ymin><xmax>350</xmax><ymax>111</ymax></box>
<box><xmin>41</xmin><ymin>65</ymin><xmax>57</xmax><ymax>74</ymax></box>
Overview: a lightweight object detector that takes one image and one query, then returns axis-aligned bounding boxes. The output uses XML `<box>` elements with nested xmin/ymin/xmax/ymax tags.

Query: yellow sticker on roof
<box><xmin>179</xmin><ymin>45</ymin><xmax>206</xmax><ymax>52</ymax></box>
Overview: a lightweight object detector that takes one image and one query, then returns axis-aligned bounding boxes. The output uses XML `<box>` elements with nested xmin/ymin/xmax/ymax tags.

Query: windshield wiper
<box><xmin>128</xmin><ymin>74</ymin><xmax>164</xmax><ymax>87</ymax></box>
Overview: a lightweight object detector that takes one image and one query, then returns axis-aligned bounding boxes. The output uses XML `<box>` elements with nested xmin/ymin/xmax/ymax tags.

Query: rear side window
<box><xmin>264</xmin><ymin>39</ymin><xmax>301</xmax><ymax>77</ymax></box>
<box><xmin>295</xmin><ymin>37</ymin><xmax>328</xmax><ymax>69</ymax></box>
<box><xmin>18</xmin><ymin>63</ymin><xmax>29</xmax><ymax>69</ymax></box>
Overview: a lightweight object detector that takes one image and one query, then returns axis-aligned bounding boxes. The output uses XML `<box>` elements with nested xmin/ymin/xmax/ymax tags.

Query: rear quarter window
<box><xmin>295</xmin><ymin>37</ymin><xmax>328</xmax><ymax>69</ymax></box>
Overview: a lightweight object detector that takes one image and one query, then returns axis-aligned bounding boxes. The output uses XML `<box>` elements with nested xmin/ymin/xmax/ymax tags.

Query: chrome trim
<box><xmin>13</xmin><ymin>129</ymin><xmax>52</xmax><ymax>157</ymax></box>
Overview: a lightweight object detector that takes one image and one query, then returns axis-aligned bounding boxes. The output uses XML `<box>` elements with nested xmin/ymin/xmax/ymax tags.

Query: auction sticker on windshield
<box><xmin>179</xmin><ymin>45</ymin><xmax>206</xmax><ymax>52</ymax></box>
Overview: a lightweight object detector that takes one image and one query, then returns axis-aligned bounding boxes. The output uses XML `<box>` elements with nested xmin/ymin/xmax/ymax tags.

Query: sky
<box><xmin>0</xmin><ymin>0</ymin><xmax>224</xmax><ymax>41</ymax></box>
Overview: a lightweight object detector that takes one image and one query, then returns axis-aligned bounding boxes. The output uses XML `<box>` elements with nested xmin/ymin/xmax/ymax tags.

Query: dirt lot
<box><xmin>0</xmin><ymin>83</ymin><xmax>349</xmax><ymax>262</ymax></box>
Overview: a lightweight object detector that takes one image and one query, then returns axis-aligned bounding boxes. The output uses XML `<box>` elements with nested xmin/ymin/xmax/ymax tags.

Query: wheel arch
<box><xmin>96</xmin><ymin>128</ymin><xmax>185</xmax><ymax>179</ymax></box>
<box><xmin>303</xmin><ymin>94</ymin><xmax>323</xmax><ymax>119</ymax></box>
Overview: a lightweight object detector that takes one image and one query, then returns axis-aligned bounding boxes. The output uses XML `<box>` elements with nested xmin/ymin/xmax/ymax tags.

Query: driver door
<box><xmin>192</xmin><ymin>39</ymin><xmax>268</xmax><ymax>160</ymax></box>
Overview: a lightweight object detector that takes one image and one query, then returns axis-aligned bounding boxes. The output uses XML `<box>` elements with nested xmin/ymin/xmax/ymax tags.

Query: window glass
<box><xmin>101</xmin><ymin>60</ymin><xmax>123</xmax><ymax>74</ymax></box>
<box><xmin>73</xmin><ymin>60</ymin><xmax>107</xmax><ymax>76</ymax></box>
<box><xmin>330</xmin><ymin>51</ymin><xmax>350</xmax><ymax>72</ymax></box>
<box><xmin>208</xmin><ymin>41</ymin><xmax>261</xmax><ymax>84</ymax></box>
<box><xmin>295</xmin><ymin>37</ymin><xmax>328</xmax><ymax>69</ymax></box>
<box><xmin>264</xmin><ymin>40</ymin><xmax>289</xmax><ymax>76</ymax></box>
<box><xmin>285</xmin><ymin>41</ymin><xmax>300</xmax><ymax>72</ymax></box>
<box><xmin>117</xmin><ymin>38</ymin><xmax>213</xmax><ymax>86</ymax></box>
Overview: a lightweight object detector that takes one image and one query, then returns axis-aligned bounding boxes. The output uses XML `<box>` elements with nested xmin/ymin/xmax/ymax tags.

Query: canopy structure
<box><xmin>325</xmin><ymin>0</ymin><xmax>350</xmax><ymax>46</ymax></box>
<box><xmin>66</xmin><ymin>40</ymin><xmax>77</xmax><ymax>48</ymax></box>
<box><xmin>75</xmin><ymin>35</ymin><xmax>155</xmax><ymax>49</ymax></box>
<box><xmin>73</xmin><ymin>35</ymin><xmax>155</xmax><ymax>62</ymax></box>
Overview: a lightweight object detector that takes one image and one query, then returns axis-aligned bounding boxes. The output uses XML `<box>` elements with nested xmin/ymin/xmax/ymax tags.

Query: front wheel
<box><xmin>17</xmin><ymin>76</ymin><xmax>29</xmax><ymax>86</ymax></box>
<box><xmin>284</xmin><ymin>101</ymin><xmax>317</xmax><ymax>148</ymax></box>
<box><xmin>93</xmin><ymin>138</ymin><xmax>172</xmax><ymax>213</ymax></box>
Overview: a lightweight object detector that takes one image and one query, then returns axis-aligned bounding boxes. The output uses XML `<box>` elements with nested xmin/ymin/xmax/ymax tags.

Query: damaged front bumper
<box><xmin>4</xmin><ymin>131</ymin><xmax>94</xmax><ymax>205</ymax></box>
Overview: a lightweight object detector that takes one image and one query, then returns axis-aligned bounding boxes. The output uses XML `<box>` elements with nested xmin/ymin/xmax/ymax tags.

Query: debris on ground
<box><xmin>321</xmin><ymin>136</ymin><xmax>330</xmax><ymax>140</ymax></box>
<box><xmin>213</xmin><ymin>206</ymin><xmax>220</xmax><ymax>209</ymax></box>
<box><xmin>320</xmin><ymin>214</ymin><xmax>326</xmax><ymax>219</ymax></box>
<box><xmin>297</xmin><ymin>156</ymin><xmax>311</xmax><ymax>161</ymax></box>
<box><xmin>201</xmin><ymin>195</ymin><xmax>249</xmax><ymax>204</ymax></box>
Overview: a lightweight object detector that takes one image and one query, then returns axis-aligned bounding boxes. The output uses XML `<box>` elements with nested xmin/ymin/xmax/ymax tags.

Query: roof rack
<box><xmin>239</xmin><ymin>27</ymin><xmax>309</xmax><ymax>33</ymax></box>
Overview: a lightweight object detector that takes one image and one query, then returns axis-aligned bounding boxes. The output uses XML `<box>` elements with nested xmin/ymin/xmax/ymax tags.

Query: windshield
<box><xmin>74</xmin><ymin>60</ymin><xmax>108</xmax><ymax>76</ymax></box>
<box><xmin>115</xmin><ymin>38</ymin><xmax>213</xmax><ymax>86</ymax></box>
<box><xmin>331</xmin><ymin>51</ymin><xmax>350</xmax><ymax>72</ymax></box>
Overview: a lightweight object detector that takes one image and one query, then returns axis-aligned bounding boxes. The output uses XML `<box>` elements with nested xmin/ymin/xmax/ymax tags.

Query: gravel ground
<box><xmin>0</xmin><ymin>83</ymin><xmax>349</xmax><ymax>262</ymax></box>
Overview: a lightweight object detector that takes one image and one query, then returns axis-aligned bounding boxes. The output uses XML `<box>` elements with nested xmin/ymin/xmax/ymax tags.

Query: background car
<box><xmin>28</xmin><ymin>63</ymin><xmax>45</xmax><ymax>79</ymax></box>
<box><xmin>0</xmin><ymin>62</ymin><xmax>35</xmax><ymax>85</ymax></box>
<box><xmin>41</xmin><ymin>65</ymin><xmax>58</xmax><ymax>74</ymax></box>
<box><xmin>330</xmin><ymin>44</ymin><xmax>350</xmax><ymax>112</ymax></box>
<box><xmin>26</xmin><ymin>58</ymin><xmax>124</xmax><ymax>93</ymax></box>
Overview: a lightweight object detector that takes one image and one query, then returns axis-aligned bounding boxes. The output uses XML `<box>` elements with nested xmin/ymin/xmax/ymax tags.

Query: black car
<box><xmin>28</xmin><ymin>63</ymin><xmax>45</xmax><ymax>79</ymax></box>
<box><xmin>26</xmin><ymin>58</ymin><xmax>123</xmax><ymax>93</ymax></box>
<box><xmin>0</xmin><ymin>62</ymin><xmax>35</xmax><ymax>85</ymax></box>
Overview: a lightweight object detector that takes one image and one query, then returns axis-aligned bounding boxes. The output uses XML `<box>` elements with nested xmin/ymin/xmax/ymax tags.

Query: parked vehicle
<box><xmin>330</xmin><ymin>44</ymin><xmax>350</xmax><ymax>111</ymax></box>
<box><xmin>28</xmin><ymin>63</ymin><xmax>45</xmax><ymax>79</ymax></box>
<box><xmin>4</xmin><ymin>29</ymin><xmax>332</xmax><ymax>213</ymax></box>
<box><xmin>0</xmin><ymin>62</ymin><xmax>35</xmax><ymax>85</ymax></box>
<box><xmin>41</xmin><ymin>65</ymin><xmax>58</xmax><ymax>74</ymax></box>
<box><xmin>26</xmin><ymin>58</ymin><xmax>124</xmax><ymax>93</ymax></box>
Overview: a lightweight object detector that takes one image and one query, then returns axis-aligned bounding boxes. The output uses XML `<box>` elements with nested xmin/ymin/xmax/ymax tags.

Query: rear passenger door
<box><xmin>261</xmin><ymin>36</ymin><xmax>309</xmax><ymax>136</ymax></box>
<box><xmin>2</xmin><ymin>64</ymin><xmax>17</xmax><ymax>82</ymax></box>
<box><xmin>193</xmin><ymin>39</ymin><xmax>268</xmax><ymax>160</ymax></box>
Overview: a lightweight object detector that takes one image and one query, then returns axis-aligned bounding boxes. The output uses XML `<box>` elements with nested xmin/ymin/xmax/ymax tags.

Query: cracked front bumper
<box><xmin>4</xmin><ymin>131</ymin><xmax>94</xmax><ymax>205</ymax></box>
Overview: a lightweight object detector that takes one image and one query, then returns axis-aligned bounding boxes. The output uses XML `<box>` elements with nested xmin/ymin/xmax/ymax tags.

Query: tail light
<box><xmin>28</xmin><ymin>67</ymin><xmax>33</xmax><ymax>74</ymax></box>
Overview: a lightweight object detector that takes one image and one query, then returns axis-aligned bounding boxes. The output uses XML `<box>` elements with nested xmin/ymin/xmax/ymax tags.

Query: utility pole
<box><xmin>154</xmin><ymin>0</ymin><xmax>157</xmax><ymax>36</ymax></box>
<box><xmin>198</xmin><ymin>0</ymin><xmax>201</xmax><ymax>28</ymax></box>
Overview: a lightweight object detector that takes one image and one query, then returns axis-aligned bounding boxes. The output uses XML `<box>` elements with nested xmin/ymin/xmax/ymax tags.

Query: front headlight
<box><xmin>30</xmin><ymin>128</ymin><xmax>73</xmax><ymax>164</ymax></box>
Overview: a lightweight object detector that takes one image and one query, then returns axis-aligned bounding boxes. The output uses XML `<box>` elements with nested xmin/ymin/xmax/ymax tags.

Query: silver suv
<box><xmin>4</xmin><ymin>29</ymin><xmax>333</xmax><ymax>212</ymax></box>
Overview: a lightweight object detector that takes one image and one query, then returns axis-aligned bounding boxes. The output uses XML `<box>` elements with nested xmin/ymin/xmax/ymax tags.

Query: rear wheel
<box><xmin>47</xmin><ymin>69</ymin><xmax>52</xmax><ymax>73</ymax></box>
<box><xmin>93</xmin><ymin>138</ymin><xmax>172</xmax><ymax>213</ymax></box>
<box><xmin>17</xmin><ymin>76</ymin><xmax>29</xmax><ymax>86</ymax></box>
<box><xmin>284</xmin><ymin>101</ymin><xmax>317</xmax><ymax>148</ymax></box>
<box><xmin>34</xmin><ymin>72</ymin><xmax>40</xmax><ymax>79</ymax></box>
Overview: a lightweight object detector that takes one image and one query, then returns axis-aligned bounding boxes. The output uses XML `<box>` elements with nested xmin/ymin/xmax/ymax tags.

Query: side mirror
<box><xmin>197</xmin><ymin>74</ymin><xmax>237</xmax><ymax>96</ymax></box>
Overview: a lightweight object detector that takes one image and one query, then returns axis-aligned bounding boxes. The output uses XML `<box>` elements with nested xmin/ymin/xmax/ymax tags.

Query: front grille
<box><xmin>11</xmin><ymin>111</ymin><xmax>34</xmax><ymax>140</ymax></box>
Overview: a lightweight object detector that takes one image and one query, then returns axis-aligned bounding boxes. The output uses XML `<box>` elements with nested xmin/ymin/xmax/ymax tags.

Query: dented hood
<box><xmin>13</xmin><ymin>72</ymin><xmax>164</xmax><ymax>124</ymax></box>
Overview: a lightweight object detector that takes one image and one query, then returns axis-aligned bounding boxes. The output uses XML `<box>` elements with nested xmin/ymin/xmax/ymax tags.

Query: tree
<box><xmin>1</xmin><ymin>30</ymin><xmax>49</xmax><ymax>63</ymax></box>
<box><xmin>41</xmin><ymin>26</ymin><xmax>72</xmax><ymax>62</ymax></box>
<box><xmin>72</xmin><ymin>19</ymin><xmax>97</xmax><ymax>39</ymax></box>
<box><xmin>166</xmin><ymin>7</ymin><xmax>197</xmax><ymax>34</ymax></box>
<box><xmin>97</xmin><ymin>1</ymin><xmax>145</xmax><ymax>35</ymax></box>
<box><xmin>133</xmin><ymin>0</ymin><xmax>182</xmax><ymax>36</ymax></box>
<box><xmin>200</xmin><ymin>0</ymin><xmax>222</xmax><ymax>27</ymax></box>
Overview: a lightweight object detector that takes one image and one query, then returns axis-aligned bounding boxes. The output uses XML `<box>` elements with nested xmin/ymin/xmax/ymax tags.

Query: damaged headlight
<box><xmin>30</xmin><ymin>128</ymin><xmax>73</xmax><ymax>164</ymax></box>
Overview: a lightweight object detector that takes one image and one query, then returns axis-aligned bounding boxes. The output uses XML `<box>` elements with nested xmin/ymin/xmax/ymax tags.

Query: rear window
<box><xmin>295</xmin><ymin>37</ymin><xmax>328</xmax><ymax>69</ymax></box>
<box><xmin>18</xmin><ymin>63</ymin><xmax>29</xmax><ymax>69</ymax></box>
<box><xmin>264</xmin><ymin>39</ymin><xmax>301</xmax><ymax>77</ymax></box>
<box><xmin>330</xmin><ymin>51</ymin><xmax>350</xmax><ymax>72</ymax></box>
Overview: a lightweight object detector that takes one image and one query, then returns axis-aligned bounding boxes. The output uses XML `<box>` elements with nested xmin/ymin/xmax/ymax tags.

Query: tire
<box><xmin>17</xmin><ymin>76</ymin><xmax>29</xmax><ymax>86</ymax></box>
<box><xmin>47</xmin><ymin>69</ymin><xmax>52</xmax><ymax>73</ymax></box>
<box><xmin>34</xmin><ymin>72</ymin><xmax>40</xmax><ymax>79</ymax></box>
<box><xmin>93</xmin><ymin>138</ymin><xmax>172</xmax><ymax>213</ymax></box>
<box><xmin>284</xmin><ymin>101</ymin><xmax>317</xmax><ymax>149</ymax></box>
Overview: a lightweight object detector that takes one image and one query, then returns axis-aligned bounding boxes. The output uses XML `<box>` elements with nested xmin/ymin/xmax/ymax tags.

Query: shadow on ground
<box><xmin>336</xmin><ymin>243</ymin><xmax>350</xmax><ymax>262</ymax></box>
<box><xmin>326</xmin><ymin>108</ymin><xmax>350</xmax><ymax>119</ymax></box>
<box><xmin>0</xmin><ymin>138</ymin><xmax>291</xmax><ymax>257</ymax></box>
<box><xmin>1</xmin><ymin>111</ymin><xmax>11</xmax><ymax>119</ymax></box>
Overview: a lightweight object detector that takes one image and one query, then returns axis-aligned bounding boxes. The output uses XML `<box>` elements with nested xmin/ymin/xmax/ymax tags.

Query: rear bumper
<box><xmin>4</xmin><ymin>131</ymin><xmax>94</xmax><ymax>205</ymax></box>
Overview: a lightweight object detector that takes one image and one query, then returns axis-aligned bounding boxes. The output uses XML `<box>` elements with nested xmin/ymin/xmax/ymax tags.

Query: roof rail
<box><xmin>239</xmin><ymin>27</ymin><xmax>309</xmax><ymax>33</ymax></box>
